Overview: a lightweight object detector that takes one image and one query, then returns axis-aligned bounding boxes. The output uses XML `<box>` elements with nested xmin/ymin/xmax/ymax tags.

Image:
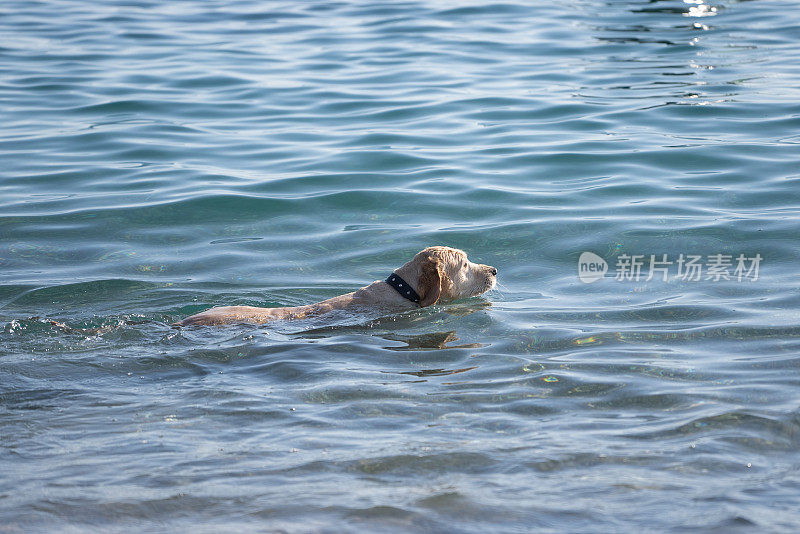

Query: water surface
<box><xmin>2</xmin><ymin>0</ymin><xmax>800</xmax><ymax>531</ymax></box>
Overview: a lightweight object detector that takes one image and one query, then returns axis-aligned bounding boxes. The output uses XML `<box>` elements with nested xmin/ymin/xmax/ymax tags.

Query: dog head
<box><xmin>409</xmin><ymin>246</ymin><xmax>497</xmax><ymax>307</ymax></box>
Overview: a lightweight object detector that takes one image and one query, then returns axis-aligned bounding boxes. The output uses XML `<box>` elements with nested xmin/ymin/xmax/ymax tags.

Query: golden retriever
<box><xmin>180</xmin><ymin>246</ymin><xmax>496</xmax><ymax>326</ymax></box>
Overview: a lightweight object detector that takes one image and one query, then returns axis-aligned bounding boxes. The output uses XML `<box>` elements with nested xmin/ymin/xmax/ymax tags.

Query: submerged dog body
<box><xmin>180</xmin><ymin>246</ymin><xmax>496</xmax><ymax>326</ymax></box>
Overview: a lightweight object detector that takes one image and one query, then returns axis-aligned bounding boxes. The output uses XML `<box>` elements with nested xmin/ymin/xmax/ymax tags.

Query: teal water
<box><xmin>2</xmin><ymin>0</ymin><xmax>800</xmax><ymax>530</ymax></box>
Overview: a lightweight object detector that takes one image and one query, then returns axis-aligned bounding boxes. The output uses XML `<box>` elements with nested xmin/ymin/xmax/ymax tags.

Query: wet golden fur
<box><xmin>180</xmin><ymin>246</ymin><xmax>496</xmax><ymax>326</ymax></box>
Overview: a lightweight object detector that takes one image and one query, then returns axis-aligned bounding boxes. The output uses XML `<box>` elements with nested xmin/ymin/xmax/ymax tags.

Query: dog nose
<box><xmin>490</xmin><ymin>267</ymin><xmax>497</xmax><ymax>276</ymax></box>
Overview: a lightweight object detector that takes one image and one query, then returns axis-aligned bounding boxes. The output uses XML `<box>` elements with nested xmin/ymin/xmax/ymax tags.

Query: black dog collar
<box><xmin>385</xmin><ymin>273</ymin><xmax>420</xmax><ymax>304</ymax></box>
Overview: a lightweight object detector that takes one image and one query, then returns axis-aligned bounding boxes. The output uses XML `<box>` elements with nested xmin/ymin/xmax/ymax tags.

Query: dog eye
<box><xmin>463</xmin><ymin>262</ymin><xmax>467</xmax><ymax>268</ymax></box>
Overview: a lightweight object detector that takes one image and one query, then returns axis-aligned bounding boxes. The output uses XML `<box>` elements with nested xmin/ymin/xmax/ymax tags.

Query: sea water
<box><xmin>2</xmin><ymin>0</ymin><xmax>800</xmax><ymax>531</ymax></box>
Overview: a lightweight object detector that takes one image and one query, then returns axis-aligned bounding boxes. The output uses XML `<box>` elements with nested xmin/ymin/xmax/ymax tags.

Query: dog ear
<box><xmin>418</xmin><ymin>256</ymin><xmax>442</xmax><ymax>307</ymax></box>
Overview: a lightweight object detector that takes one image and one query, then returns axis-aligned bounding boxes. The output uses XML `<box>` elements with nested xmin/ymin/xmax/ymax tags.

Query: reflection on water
<box><xmin>683</xmin><ymin>0</ymin><xmax>719</xmax><ymax>18</ymax></box>
<box><xmin>586</xmin><ymin>0</ymin><xmax>752</xmax><ymax>107</ymax></box>
<box><xmin>396</xmin><ymin>366</ymin><xmax>478</xmax><ymax>378</ymax></box>
<box><xmin>381</xmin><ymin>330</ymin><xmax>485</xmax><ymax>350</ymax></box>
<box><xmin>442</xmin><ymin>299</ymin><xmax>494</xmax><ymax>317</ymax></box>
